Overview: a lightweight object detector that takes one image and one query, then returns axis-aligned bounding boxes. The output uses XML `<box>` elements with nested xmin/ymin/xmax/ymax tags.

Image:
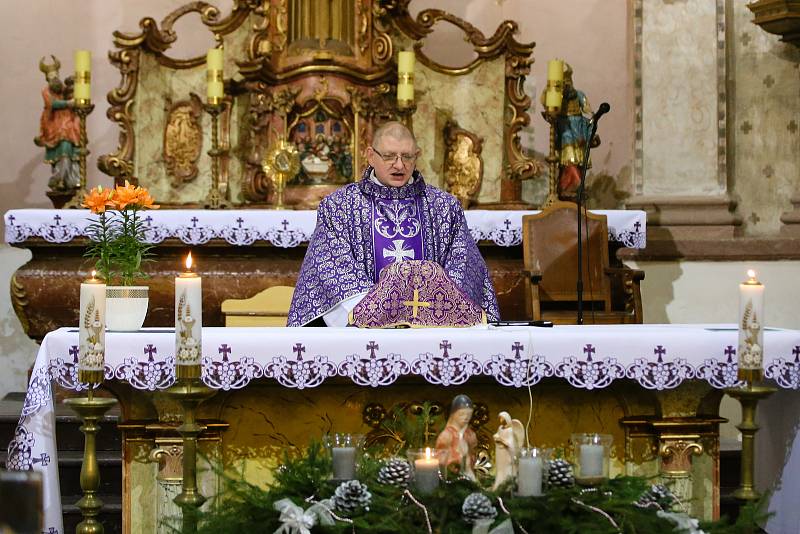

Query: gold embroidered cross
<box><xmin>403</xmin><ymin>289</ymin><xmax>430</xmax><ymax>318</ymax></box>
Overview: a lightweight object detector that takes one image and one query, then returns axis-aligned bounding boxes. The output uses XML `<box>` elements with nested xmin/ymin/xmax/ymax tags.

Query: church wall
<box><xmin>729</xmin><ymin>0</ymin><xmax>800</xmax><ymax>236</ymax></box>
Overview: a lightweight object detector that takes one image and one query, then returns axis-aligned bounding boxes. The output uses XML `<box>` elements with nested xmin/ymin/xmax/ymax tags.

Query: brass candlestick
<box><xmin>724</xmin><ymin>382</ymin><xmax>776</xmax><ymax>501</ymax></box>
<box><xmin>166</xmin><ymin>377</ymin><xmax>216</xmax><ymax>534</ymax></box>
<box><xmin>63</xmin><ymin>386</ymin><xmax>117</xmax><ymax>534</ymax></box>
<box><xmin>203</xmin><ymin>102</ymin><xmax>229</xmax><ymax>209</ymax></box>
<box><xmin>397</xmin><ymin>100</ymin><xmax>416</xmax><ymax>132</ymax></box>
<box><xmin>64</xmin><ymin>102</ymin><xmax>95</xmax><ymax>209</ymax></box>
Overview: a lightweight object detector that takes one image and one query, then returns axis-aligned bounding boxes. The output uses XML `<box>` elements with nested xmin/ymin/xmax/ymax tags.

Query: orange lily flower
<box><xmin>82</xmin><ymin>186</ymin><xmax>114</xmax><ymax>214</ymax></box>
<box><xmin>135</xmin><ymin>188</ymin><xmax>160</xmax><ymax>209</ymax></box>
<box><xmin>113</xmin><ymin>181</ymin><xmax>141</xmax><ymax>210</ymax></box>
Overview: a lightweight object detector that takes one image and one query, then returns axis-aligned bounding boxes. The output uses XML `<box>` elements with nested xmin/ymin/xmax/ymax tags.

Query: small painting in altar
<box><xmin>291</xmin><ymin>110</ymin><xmax>353</xmax><ymax>185</ymax></box>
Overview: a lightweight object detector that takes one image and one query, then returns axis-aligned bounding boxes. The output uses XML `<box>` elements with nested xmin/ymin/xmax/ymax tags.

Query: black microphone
<box><xmin>591</xmin><ymin>102</ymin><xmax>611</xmax><ymax>123</ymax></box>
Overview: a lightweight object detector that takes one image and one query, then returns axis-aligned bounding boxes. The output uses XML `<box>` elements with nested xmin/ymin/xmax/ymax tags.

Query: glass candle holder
<box><xmin>324</xmin><ymin>433</ymin><xmax>363</xmax><ymax>481</ymax></box>
<box><xmin>407</xmin><ymin>447</ymin><xmax>442</xmax><ymax>495</ymax></box>
<box><xmin>571</xmin><ymin>433</ymin><xmax>613</xmax><ymax>485</ymax></box>
<box><xmin>517</xmin><ymin>447</ymin><xmax>551</xmax><ymax>497</ymax></box>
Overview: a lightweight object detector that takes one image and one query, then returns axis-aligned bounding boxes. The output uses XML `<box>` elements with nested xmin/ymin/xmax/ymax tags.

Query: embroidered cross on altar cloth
<box><xmin>349</xmin><ymin>260</ymin><xmax>486</xmax><ymax>328</ymax></box>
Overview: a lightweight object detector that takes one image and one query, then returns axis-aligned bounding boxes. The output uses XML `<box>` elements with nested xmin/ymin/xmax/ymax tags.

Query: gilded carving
<box><xmin>443</xmin><ymin>121</ymin><xmax>483</xmax><ymax>209</ymax></box>
<box><xmin>379</xmin><ymin>2</ymin><xmax>544</xmax><ymax>186</ymax></box>
<box><xmin>148</xmin><ymin>441</ymin><xmax>184</xmax><ymax>482</ymax></box>
<box><xmin>163</xmin><ymin>94</ymin><xmax>203</xmax><ymax>186</ymax></box>
<box><xmin>659</xmin><ymin>438</ymin><xmax>703</xmax><ymax>477</ymax></box>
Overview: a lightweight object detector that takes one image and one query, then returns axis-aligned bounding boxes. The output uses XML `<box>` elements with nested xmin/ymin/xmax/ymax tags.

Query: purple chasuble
<box><xmin>371</xmin><ymin>196</ymin><xmax>425</xmax><ymax>281</ymax></box>
<box><xmin>287</xmin><ymin>166</ymin><xmax>500</xmax><ymax>326</ymax></box>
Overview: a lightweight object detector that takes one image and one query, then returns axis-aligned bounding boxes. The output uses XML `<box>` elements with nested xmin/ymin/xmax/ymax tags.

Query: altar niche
<box><xmin>114</xmin><ymin>375</ymin><xmax>725</xmax><ymax>532</ymax></box>
<box><xmin>98</xmin><ymin>0</ymin><xmax>542</xmax><ymax>209</ymax></box>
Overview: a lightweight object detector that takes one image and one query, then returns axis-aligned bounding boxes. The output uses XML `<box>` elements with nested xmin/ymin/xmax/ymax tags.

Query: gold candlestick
<box><xmin>396</xmin><ymin>101</ymin><xmax>416</xmax><ymax>132</ymax></box>
<box><xmin>63</xmin><ymin>387</ymin><xmax>117</xmax><ymax>534</ymax></box>
<box><xmin>203</xmin><ymin>102</ymin><xmax>229</xmax><ymax>209</ymax></box>
<box><xmin>166</xmin><ymin>378</ymin><xmax>216</xmax><ymax>533</ymax></box>
<box><xmin>64</xmin><ymin>102</ymin><xmax>95</xmax><ymax>209</ymax></box>
<box><xmin>724</xmin><ymin>382</ymin><xmax>776</xmax><ymax>501</ymax></box>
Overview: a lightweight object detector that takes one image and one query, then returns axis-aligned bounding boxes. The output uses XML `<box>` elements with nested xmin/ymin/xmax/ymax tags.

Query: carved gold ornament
<box><xmin>443</xmin><ymin>121</ymin><xmax>483</xmax><ymax>208</ymax></box>
<box><xmin>163</xmin><ymin>95</ymin><xmax>203</xmax><ymax>186</ymax></box>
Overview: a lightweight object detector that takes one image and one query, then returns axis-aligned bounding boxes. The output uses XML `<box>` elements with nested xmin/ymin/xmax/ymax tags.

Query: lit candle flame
<box><xmin>746</xmin><ymin>269</ymin><xmax>758</xmax><ymax>283</ymax></box>
<box><xmin>425</xmin><ymin>447</ymin><xmax>431</xmax><ymax>459</ymax></box>
<box><xmin>91</xmin><ymin>270</ymin><xmax>97</xmax><ymax>279</ymax></box>
<box><xmin>185</xmin><ymin>252</ymin><xmax>193</xmax><ymax>271</ymax></box>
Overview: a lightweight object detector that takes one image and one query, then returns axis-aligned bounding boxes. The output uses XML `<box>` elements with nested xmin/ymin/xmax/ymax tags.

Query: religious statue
<box><xmin>34</xmin><ymin>56</ymin><xmax>81</xmax><ymax>194</ymax></box>
<box><xmin>287</xmin><ymin>121</ymin><xmax>499</xmax><ymax>327</ymax></box>
<box><xmin>435</xmin><ymin>394</ymin><xmax>478</xmax><ymax>479</ymax></box>
<box><xmin>554</xmin><ymin>64</ymin><xmax>600</xmax><ymax>199</ymax></box>
<box><xmin>492</xmin><ymin>411</ymin><xmax>525</xmax><ymax>490</ymax></box>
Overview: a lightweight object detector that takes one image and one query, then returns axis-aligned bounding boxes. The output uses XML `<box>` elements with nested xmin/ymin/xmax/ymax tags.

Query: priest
<box><xmin>287</xmin><ymin>121</ymin><xmax>499</xmax><ymax>326</ymax></box>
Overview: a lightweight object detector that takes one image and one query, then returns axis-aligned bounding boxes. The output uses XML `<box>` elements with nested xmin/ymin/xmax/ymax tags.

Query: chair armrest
<box><xmin>605</xmin><ymin>267</ymin><xmax>645</xmax><ymax>282</ymax></box>
<box><xmin>521</xmin><ymin>269</ymin><xmax>543</xmax><ymax>283</ymax></box>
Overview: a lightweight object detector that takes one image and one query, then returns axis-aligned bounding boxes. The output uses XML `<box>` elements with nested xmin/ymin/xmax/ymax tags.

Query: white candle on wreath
<box><xmin>175</xmin><ymin>252</ymin><xmax>203</xmax><ymax>373</ymax></box>
<box><xmin>79</xmin><ymin>270</ymin><xmax>106</xmax><ymax>382</ymax></box>
<box><xmin>413</xmin><ymin>447</ymin><xmax>440</xmax><ymax>495</ymax></box>
<box><xmin>738</xmin><ymin>269</ymin><xmax>764</xmax><ymax>381</ymax></box>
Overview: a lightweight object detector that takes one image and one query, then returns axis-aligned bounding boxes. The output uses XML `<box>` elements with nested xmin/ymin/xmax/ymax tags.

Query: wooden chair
<box><xmin>522</xmin><ymin>202</ymin><xmax>644</xmax><ymax>325</ymax></box>
<box><xmin>221</xmin><ymin>286</ymin><xmax>295</xmax><ymax>326</ymax></box>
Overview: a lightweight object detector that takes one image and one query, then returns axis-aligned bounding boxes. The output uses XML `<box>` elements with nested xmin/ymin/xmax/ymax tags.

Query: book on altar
<box><xmin>349</xmin><ymin>260</ymin><xmax>487</xmax><ymax>328</ymax></box>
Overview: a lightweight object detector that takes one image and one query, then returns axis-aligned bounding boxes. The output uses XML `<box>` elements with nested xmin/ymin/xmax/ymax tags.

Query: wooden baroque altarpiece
<box><xmin>98</xmin><ymin>0</ymin><xmax>542</xmax><ymax>209</ymax></box>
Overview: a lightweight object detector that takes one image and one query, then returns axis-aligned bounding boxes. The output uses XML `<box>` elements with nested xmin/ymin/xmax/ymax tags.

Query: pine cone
<box><xmin>332</xmin><ymin>480</ymin><xmax>372</xmax><ymax>515</ymax></box>
<box><xmin>377</xmin><ymin>458</ymin><xmax>412</xmax><ymax>488</ymax></box>
<box><xmin>547</xmin><ymin>458</ymin><xmax>575</xmax><ymax>488</ymax></box>
<box><xmin>635</xmin><ymin>484</ymin><xmax>676</xmax><ymax>510</ymax></box>
<box><xmin>461</xmin><ymin>492</ymin><xmax>498</xmax><ymax>523</ymax></box>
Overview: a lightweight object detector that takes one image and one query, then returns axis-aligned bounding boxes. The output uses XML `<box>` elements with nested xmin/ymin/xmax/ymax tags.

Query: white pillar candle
<box><xmin>413</xmin><ymin>448</ymin><xmax>440</xmax><ymax>495</ymax></box>
<box><xmin>517</xmin><ymin>456</ymin><xmax>543</xmax><ymax>497</ymax></box>
<box><xmin>332</xmin><ymin>447</ymin><xmax>357</xmax><ymax>480</ymax></box>
<box><xmin>176</xmin><ymin>252</ymin><xmax>203</xmax><ymax>377</ymax></box>
<box><xmin>579</xmin><ymin>444</ymin><xmax>604</xmax><ymax>478</ymax></box>
<box><xmin>79</xmin><ymin>271</ymin><xmax>105</xmax><ymax>383</ymax></box>
<box><xmin>738</xmin><ymin>269</ymin><xmax>764</xmax><ymax>382</ymax></box>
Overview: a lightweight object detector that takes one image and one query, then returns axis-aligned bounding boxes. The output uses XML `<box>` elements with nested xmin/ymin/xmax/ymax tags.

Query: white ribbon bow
<box><xmin>472</xmin><ymin>518</ymin><xmax>515</xmax><ymax>534</ymax></box>
<box><xmin>273</xmin><ymin>498</ymin><xmax>335</xmax><ymax>534</ymax></box>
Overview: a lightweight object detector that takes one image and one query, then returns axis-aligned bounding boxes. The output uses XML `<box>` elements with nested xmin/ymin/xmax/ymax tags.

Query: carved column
<box><xmin>148</xmin><ymin>440</ymin><xmax>184</xmax><ymax>534</ymax></box>
<box><xmin>659</xmin><ymin>436</ymin><xmax>704</xmax><ymax>505</ymax></box>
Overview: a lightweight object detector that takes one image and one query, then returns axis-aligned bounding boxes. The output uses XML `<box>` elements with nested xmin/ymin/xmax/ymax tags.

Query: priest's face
<box><xmin>368</xmin><ymin>135</ymin><xmax>418</xmax><ymax>187</ymax></box>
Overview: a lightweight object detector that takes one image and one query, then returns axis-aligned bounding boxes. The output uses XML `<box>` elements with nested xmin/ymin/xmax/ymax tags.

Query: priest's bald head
<box><xmin>366</xmin><ymin>121</ymin><xmax>420</xmax><ymax>187</ymax></box>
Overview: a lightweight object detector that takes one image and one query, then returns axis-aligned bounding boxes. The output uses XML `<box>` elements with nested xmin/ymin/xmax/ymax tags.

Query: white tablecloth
<box><xmin>9</xmin><ymin>324</ymin><xmax>799</xmax><ymax>532</ymax></box>
<box><xmin>4</xmin><ymin>208</ymin><xmax>647</xmax><ymax>248</ymax></box>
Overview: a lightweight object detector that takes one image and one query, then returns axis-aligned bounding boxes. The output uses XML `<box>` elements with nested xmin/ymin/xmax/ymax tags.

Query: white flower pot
<box><xmin>105</xmin><ymin>285</ymin><xmax>149</xmax><ymax>331</ymax></box>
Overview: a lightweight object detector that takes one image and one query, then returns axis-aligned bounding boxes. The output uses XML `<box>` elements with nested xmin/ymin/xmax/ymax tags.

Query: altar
<box><xmin>4</xmin><ymin>208</ymin><xmax>646</xmax><ymax>341</ymax></box>
<box><xmin>9</xmin><ymin>324</ymin><xmax>800</xmax><ymax>532</ymax></box>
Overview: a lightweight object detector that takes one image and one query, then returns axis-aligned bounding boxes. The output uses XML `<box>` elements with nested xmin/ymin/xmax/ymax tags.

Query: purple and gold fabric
<box><xmin>349</xmin><ymin>260</ymin><xmax>486</xmax><ymax>328</ymax></box>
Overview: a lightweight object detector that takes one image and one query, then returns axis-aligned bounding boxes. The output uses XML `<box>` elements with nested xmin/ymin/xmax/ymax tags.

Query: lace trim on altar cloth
<box><xmin>4</xmin><ymin>210</ymin><xmax>647</xmax><ymax>249</ymax></box>
<box><xmin>13</xmin><ymin>341</ymin><xmax>798</xmax><ymax>421</ymax></box>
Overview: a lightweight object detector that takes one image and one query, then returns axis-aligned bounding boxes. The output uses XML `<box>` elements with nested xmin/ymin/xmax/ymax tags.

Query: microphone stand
<box><xmin>576</xmin><ymin>103</ymin><xmax>609</xmax><ymax>325</ymax></box>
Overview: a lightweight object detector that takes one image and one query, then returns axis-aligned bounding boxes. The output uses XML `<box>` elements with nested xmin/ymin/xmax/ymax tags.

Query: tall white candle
<box><xmin>579</xmin><ymin>444</ymin><xmax>604</xmax><ymax>478</ymax></box>
<box><xmin>738</xmin><ymin>269</ymin><xmax>764</xmax><ymax>382</ymax></box>
<box><xmin>517</xmin><ymin>455</ymin><xmax>543</xmax><ymax>496</ymax></box>
<box><xmin>413</xmin><ymin>447</ymin><xmax>439</xmax><ymax>495</ymax></box>
<box><xmin>332</xmin><ymin>447</ymin><xmax>357</xmax><ymax>480</ymax></box>
<box><xmin>79</xmin><ymin>271</ymin><xmax>106</xmax><ymax>383</ymax></box>
<box><xmin>176</xmin><ymin>252</ymin><xmax>203</xmax><ymax>378</ymax></box>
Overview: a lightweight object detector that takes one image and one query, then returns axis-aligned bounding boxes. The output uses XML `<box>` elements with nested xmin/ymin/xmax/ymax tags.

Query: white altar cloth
<box><xmin>3</xmin><ymin>208</ymin><xmax>647</xmax><ymax>248</ymax></box>
<box><xmin>8</xmin><ymin>324</ymin><xmax>800</xmax><ymax>532</ymax></box>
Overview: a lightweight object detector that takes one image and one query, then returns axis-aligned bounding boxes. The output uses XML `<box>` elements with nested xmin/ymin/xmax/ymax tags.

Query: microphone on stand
<box><xmin>591</xmin><ymin>102</ymin><xmax>611</xmax><ymax>124</ymax></box>
<box><xmin>575</xmin><ymin>102</ymin><xmax>610</xmax><ymax>325</ymax></box>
